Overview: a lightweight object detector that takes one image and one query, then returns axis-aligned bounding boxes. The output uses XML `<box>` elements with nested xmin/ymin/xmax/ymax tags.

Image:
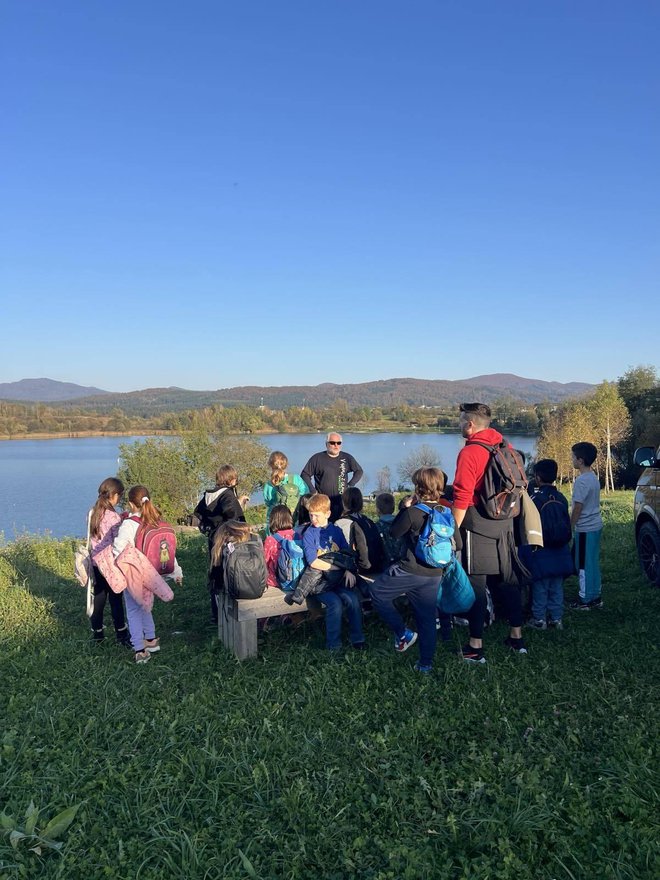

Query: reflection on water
<box><xmin>0</xmin><ymin>432</ymin><xmax>537</xmax><ymax>541</ymax></box>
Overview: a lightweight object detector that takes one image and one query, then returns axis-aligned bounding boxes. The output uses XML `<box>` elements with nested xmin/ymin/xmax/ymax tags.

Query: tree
<box><xmin>587</xmin><ymin>382</ymin><xmax>630</xmax><ymax>493</ymax></box>
<box><xmin>119</xmin><ymin>432</ymin><xmax>271</xmax><ymax>523</ymax></box>
<box><xmin>397</xmin><ymin>444</ymin><xmax>442</xmax><ymax>485</ymax></box>
<box><xmin>376</xmin><ymin>466</ymin><xmax>392</xmax><ymax>493</ymax></box>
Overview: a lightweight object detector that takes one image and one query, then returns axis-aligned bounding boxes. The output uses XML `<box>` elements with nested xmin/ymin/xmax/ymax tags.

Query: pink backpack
<box><xmin>129</xmin><ymin>515</ymin><xmax>177</xmax><ymax>575</ymax></box>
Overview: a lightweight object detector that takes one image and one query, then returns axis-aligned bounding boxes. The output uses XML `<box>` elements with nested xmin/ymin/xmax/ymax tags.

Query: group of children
<box><xmin>86</xmin><ymin>442</ymin><xmax>604</xmax><ymax>672</ymax></box>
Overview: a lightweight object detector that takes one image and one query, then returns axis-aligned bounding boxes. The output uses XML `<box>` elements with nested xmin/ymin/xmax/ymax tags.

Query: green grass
<box><xmin>1</xmin><ymin>492</ymin><xmax>658</xmax><ymax>879</ymax></box>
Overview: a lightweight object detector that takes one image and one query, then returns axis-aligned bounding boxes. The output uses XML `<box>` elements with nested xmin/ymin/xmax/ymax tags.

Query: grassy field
<box><xmin>0</xmin><ymin>491</ymin><xmax>658</xmax><ymax>880</ymax></box>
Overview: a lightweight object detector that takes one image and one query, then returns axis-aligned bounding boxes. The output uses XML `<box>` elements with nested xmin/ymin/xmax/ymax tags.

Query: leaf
<box><xmin>29</xmin><ymin>844</ymin><xmax>42</xmax><ymax>855</ymax></box>
<box><xmin>9</xmin><ymin>830</ymin><xmax>27</xmax><ymax>849</ymax></box>
<box><xmin>0</xmin><ymin>813</ymin><xmax>17</xmax><ymax>830</ymax></box>
<box><xmin>238</xmin><ymin>848</ymin><xmax>259</xmax><ymax>879</ymax></box>
<box><xmin>41</xmin><ymin>804</ymin><xmax>81</xmax><ymax>841</ymax></box>
<box><xmin>24</xmin><ymin>802</ymin><xmax>39</xmax><ymax>836</ymax></box>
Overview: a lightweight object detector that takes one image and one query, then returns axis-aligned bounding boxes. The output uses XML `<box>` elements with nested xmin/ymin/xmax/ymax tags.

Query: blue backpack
<box><xmin>414</xmin><ymin>503</ymin><xmax>454</xmax><ymax>568</ymax></box>
<box><xmin>273</xmin><ymin>533</ymin><xmax>305</xmax><ymax>591</ymax></box>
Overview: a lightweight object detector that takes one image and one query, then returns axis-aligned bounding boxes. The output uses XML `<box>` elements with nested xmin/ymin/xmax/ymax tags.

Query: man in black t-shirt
<box><xmin>301</xmin><ymin>432</ymin><xmax>364</xmax><ymax>521</ymax></box>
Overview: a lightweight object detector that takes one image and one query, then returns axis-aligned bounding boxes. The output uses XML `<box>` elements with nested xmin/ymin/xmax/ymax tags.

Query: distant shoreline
<box><xmin>0</xmin><ymin>426</ymin><xmax>538</xmax><ymax>442</ymax></box>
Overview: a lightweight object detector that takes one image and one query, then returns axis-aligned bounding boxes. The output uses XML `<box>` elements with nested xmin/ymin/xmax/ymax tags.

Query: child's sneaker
<box><xmin>134</xmin><ymin>650</ymin><xmax>151</xmax><ymax>664</ymax></box>
<box><xmin>568</xmin><ymin>597</ymin><xmax>603</xmax><ymax>611</ymax></box>
<box><xmin>526</xmin><ymin>618</ymin><xmax>547</xmax><ymax>630</ymax></box>
<box><xmin>504</xmin><ymin>636</ymin><xmax>528</xmax><ymax>654</ymax></box>
<box><xmin>394</xmin><ymin>629</ymin><xmax>417</xmax><ymax>652</ymax></box>
<box><xmin>92</xmin><ymin>628</ymin><xmax>105</xmax><ymax>643</ymax></box>
<box><xmin>414</xmin><ymin>662</ymin><xmax>433</xmax><ymax>674</ymax></box>
<box><xmin>144</xmin><ymin>638</ymin><xmax>160</xmax><ymax>653</ymax></box>
<box><xmin>458</xmin><ymin>643</ymin><xmax>486</xmax><ymax>664</ymax></box>
<box><xmin>548</xmin><ymin>619</ymin><xmax>563</xmax><ymax>630</ymax></box>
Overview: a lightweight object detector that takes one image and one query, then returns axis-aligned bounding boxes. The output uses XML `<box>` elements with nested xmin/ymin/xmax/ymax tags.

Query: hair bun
<box><xmin>141</xmin><ymin>496</ymin><xmax>150</xmax><ymax>503</ymax></box>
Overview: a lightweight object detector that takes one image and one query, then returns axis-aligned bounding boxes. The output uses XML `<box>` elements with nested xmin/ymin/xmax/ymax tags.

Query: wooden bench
<box><xmin>217</xmin><ymin>580</ymin><xmax>374</xmax><ymax>660</ymax></box>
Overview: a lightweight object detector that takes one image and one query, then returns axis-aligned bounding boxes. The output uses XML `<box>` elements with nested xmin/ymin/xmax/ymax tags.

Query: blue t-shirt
<box><xmin>302</xmin><ymin>523</ymin><xmax>349</xmax><ymax>565</ymax></box>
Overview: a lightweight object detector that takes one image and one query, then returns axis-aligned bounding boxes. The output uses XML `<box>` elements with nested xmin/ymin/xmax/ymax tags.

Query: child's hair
<box><xmin>128</xmin><ymin>485</ymin><xmax>161</xmax><ymax>528</ymax></box>
<box><xmin>376</xmin><ymin>492</ymin><xmax>395</xmax><ymax>515</ymax></box>
<box><xmin>341</xmin><ymin>487</ymin><xmax>363</xmax><ymax>515</ymax></box>
<box><xmin>215</xmin><ymin>465</ymin><xmax>238</xmax><ymax>488</ymax></box>
<box><xmin>534</xmin><ymin>458</ymin><xmax>558</xmax><ymax>484</ymax></box>
<box><xmin>308</xmin><ymin>493</ymin><xmax>331</xmax><ymax>515</ymax></box>
<box><xmin>269</xmin><ymin>504</ymin><xmax>293</xmax><ymax>533</ymax></box>
<box><xmin>412</xmin><ymin>467</ymin><xmax>445</xmax><ymax>501</ymax></box>
<box><xmin>268</xmin><ymin>451</ymin><xmax>288</xmax><ymax>486</ymax></box>
<box><xmin>399</xmin><ymin>494</ymin><xmax>414</xmax><ymax>511</ymax></box>
<box><xmin>90</xmin><ymin>477</ymin><xmax>125</xmax><ymax>539</ymax></box>
<box><xmin>211</xmin><ymin>520</ymin><xmax>253</xmax><ymax>567</ymax></box>
<box><xmin>296</xmin><ymin>494</ymin><xmax>312</xmax><ymax>525</ymax></box>
<box><xmin>572</xmin><ymin>442</ymin><xmax>598</xmax><ymax>467</ymax></box>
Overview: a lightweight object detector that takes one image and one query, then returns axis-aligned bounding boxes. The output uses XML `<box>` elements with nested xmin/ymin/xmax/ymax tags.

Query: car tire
<box><xmin>637</xmin><ymin>521</ymin><xmax>660</xmax><ymax>587</ymax></box>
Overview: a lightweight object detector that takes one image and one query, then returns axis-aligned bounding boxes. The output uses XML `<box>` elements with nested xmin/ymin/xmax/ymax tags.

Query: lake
<box><xmin>0</xmin><ymin>432</ymin><xmax>537</xmax><ymax>541</ymax></box>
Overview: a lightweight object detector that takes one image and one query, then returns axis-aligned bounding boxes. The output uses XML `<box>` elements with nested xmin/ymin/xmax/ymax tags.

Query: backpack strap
<box><xmin>465</xmin><ymin>440</ymin><xmax>497</xmax><ymax>453</ymax></box>
<box><xmin>273</xmin><ymin>532</ymin><xmax>284</xmax><ymax>544</ymax></box>
<box><xmin>414</xmin><ymin>503</ymin><xmax>432</xmax><ymax>515</ymax></box>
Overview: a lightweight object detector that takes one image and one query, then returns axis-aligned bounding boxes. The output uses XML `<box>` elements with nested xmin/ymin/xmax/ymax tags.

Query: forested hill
<box><xmin>0</xmin><ymin>378</ymin><xmax>108</xmax><ymax>401</ymax></box>
<box><xmin>1</xmin><ymin>374</ymin><xmax>594</xmax><ymax>415</ymax></box>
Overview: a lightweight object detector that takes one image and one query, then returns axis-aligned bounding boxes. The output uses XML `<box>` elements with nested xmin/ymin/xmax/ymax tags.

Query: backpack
<box><xmin>376</xmin><ymin>519</ymin><xmax>407</xmax><ymax>565</ymax></box>
<box><xmin>467</xmin><ymin>440</ymin><xmax>528</xmax><ymax>520</ymax></box>
<box><xmin>273</xmin><ymin>532</ymin><xmax>305</xmax><ymax>591</ymax></box>
<box><xmin>533</xmin><ymin>486</ymin><xmax>572</xmax><ymax>548</ymax></box>
<box><xmin>275</xmin><ymin>476</ymin><xmax>301</xmax><ymax>514</ymax></box>
<box><xmin>130</xmin><ymin>515</ymin><xmax>177</xmax><ymax>575</ymax></box>
<box><xmin>348</xmin><ymin>513</ymin><xmax>387</xmax><ymax>574</ymax></box>
<box><xmin>222</xmin><ymin>535</ymin><xmax>267</xmax><ymax>600</ymax></box>
<box><xmin>413</xmin><ymin>504</ymin><xmax>454</xmax><ymax>568</ymax></box>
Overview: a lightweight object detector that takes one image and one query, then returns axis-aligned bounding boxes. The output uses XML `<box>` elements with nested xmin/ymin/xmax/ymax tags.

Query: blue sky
<box><xmin>2</xmin><ymin>1</ymin><xmax>658</xmax><ymax>393</ymax></box>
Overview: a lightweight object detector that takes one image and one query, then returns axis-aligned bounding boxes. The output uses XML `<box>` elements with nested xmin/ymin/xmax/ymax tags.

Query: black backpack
<box><xmin>533</xmin><ymin>486</ymin><xmax>572</xmax><ymax>548</ymax></box>
<box><xmin>222</xmin><ymin>535</ymin><xmax>267</xmax><ymax>600</ymax></box>
<box><xmin>467</xmin><ymin>440</ymin><xmax>528</xmax><ymax>520</ymax></box>
<box><xmin>348</xmin><ymin>513</ymin><xmax>387</xmax><ymax>574</ymax></box>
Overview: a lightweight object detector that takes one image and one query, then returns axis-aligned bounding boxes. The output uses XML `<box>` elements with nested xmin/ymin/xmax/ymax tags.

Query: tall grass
<box><xmin>0</xmin><ymin>492</ymin><xmax>658</xmax><ymax>879</ymax></box>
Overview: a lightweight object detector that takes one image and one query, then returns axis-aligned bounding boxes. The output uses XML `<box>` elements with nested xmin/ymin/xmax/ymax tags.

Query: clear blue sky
<box><xmin>2</xmin><ymin>1</ymin><xmax>658</xmax><ymax>392</ymax></box>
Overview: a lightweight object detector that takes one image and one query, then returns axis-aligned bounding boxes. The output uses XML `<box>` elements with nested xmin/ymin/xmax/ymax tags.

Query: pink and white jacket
<box><xmin>94</xmin><ymin>544</ymin><xmax>174</xmax><ymax>612</ymax></box>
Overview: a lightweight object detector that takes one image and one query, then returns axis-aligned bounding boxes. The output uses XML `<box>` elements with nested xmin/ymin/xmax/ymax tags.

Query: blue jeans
<box><xmin>531</xmin><ymin>576</ymin><xmax>563</xmax><ymax>622</ymax></box>
<box><xmin>317</xmin><ymin>587</ymin><xmax>364</xmax><ymax>649</ymax></box>
<box><xmin>371</xmin><ymin>565</ymin><xmax>440</xmax><ymax>667</ymax></box>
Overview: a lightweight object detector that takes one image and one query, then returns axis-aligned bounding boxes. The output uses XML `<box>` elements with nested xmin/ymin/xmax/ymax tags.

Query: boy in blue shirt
<box><xmin>569</xmin><ymin>442</ymin><xmax>604</xmax><ymax>610</ymax></box>
<box><xmin>286</xmin><ymin>494</ymin><xmax>365</xmax><ymax>651</ymax></box>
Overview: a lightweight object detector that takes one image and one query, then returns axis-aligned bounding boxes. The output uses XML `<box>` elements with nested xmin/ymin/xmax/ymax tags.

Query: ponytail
<box><xmin>127</xmin><ymin>485</ymin><xmax>161</xmax><ymax>528</ymax></box>
<box><xmin>90</xmin><ymin>477</ymin><xmax>124</xmax><ymax>538</ymax></box>
<box><xmin>268</xmin><ymin>451</ymin><xmax>288</xmax><ymax>486</ymax></box>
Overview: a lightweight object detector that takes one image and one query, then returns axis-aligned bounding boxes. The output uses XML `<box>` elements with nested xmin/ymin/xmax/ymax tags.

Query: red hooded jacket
<box><xmin>453</xmin><ymin>427</ymin><xmax>506</xmax><ymax>512</ymax></box>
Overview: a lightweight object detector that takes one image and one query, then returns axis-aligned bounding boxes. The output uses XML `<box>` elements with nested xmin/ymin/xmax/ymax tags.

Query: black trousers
<box><xmin>466</xmin><ymin>574</ymin><xmax>523</xmax><ymax>639</ymax></box>
<box><xmin>90</xmin><ymin>566</ymin><xmax>128</xmax><ymax>637</ymax></box>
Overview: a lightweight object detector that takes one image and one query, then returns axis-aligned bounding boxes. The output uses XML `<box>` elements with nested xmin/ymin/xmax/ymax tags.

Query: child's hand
<box><xmin>175</xmin><ymin>577</ymin><xmax>183</xmax><ymax>586</ymax></box>
<box><xmin>239</xmin><ymin>495</ymin><xmax>250</xmax><ymax>508</ymax></box>
<box><xmin>343</xmin><ymin>570</ymin><xmax>357</xmax><ymax>589</ymax></box>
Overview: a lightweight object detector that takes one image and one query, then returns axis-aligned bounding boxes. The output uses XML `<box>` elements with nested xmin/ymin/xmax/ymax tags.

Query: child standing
<box><xmin>524</xmin><ymin>459</ymin><xmax>574</xmax><ymax>629</ymax></box>
<box><xmin>569</xmin><ymin>442</ymin><xmax>603</xmax><ymax>610</ymax></box>
<box><xmin>88</xmin><ymin>477</ymin><xmax>130</xmax><ymax>646</ymax></box>
<box><xmin>263</xmin><ymin>452</ymin><xmax>307</xmax><ymax>524</ymax></box>
<box><xmin>194</xmin><ymin>465</ymin><xmax>248</xmax><ymax>623</ymax></box>
<box><xmin>113</xmin><ymin>485</ymin><xmax>182</xmax><ymax>663</ymax></box>
<box><xmin>288</xmin><ymin>493</ymin><xmax>365</xmax><ymax>651</ymax></box>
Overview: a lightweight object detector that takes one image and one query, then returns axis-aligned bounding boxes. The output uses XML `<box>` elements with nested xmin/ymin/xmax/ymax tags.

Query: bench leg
<box><xmin>217</xmin><ymin>593</ymin><xmax>258</xmax><ymax>660</ymax></box>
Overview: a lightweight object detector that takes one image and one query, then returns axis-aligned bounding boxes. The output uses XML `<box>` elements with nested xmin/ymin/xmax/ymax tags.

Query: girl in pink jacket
<box><xmin>113</xmin><ymin>485</ymin><xmax>182</xmax><ymax>664</ymax></box>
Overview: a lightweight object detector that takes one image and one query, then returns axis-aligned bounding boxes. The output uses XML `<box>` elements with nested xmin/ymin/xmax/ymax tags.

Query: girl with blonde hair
<box><xmin>263</xmin><ymin>451</ymin><xmax>307</xmax><ymax>523</ymax></box>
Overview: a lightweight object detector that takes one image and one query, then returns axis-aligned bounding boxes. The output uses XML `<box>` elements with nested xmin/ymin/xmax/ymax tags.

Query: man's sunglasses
<box><xmin>327</xmin><ymin>440</ymin><xmax>342</xmax><ymax>446</ymax></box>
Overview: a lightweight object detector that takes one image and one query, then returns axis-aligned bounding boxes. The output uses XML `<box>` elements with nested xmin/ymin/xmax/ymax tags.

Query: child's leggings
<box><xmin>124</xmin><ymin>591</ymin><xmax>156</xmax><ymax>652</ymax></box>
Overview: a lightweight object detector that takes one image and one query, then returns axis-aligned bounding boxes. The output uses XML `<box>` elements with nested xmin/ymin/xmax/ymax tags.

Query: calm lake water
<box><xmin>0</xmin><ymin>432</ymin><xmax>537</xmax><ymax>542</ymax></box>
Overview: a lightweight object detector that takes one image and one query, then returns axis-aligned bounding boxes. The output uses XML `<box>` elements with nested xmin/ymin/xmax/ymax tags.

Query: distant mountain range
<box><xmin>0</xmin><ymin>375</ymin><xmax>594</xmax><ymax>413</ymax></box>
<box><xmin>0</xmin><ymin>378</ymin><xmax>109</xmax><ymax>402</ymax></box>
